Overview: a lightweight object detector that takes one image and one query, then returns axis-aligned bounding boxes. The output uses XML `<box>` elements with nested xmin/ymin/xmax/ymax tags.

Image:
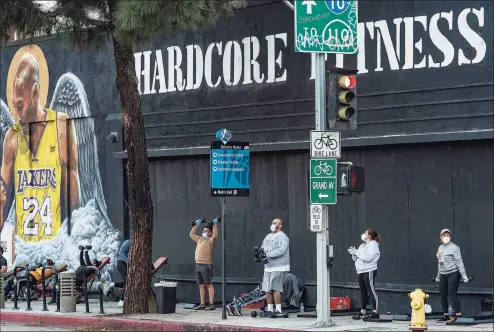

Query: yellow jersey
<box><xmin>14</xmin><ymin>109</ymin><xmax>61</xmax><ymax>242</ymax></box>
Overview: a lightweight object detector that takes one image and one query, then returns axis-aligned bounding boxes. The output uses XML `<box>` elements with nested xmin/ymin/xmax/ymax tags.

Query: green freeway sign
<box><xmin>310</xmin><ymin>159</ymin><xmax>337</xmax><ymax>204</ymax></box>
<box><xmin>294</xmin><ymin>0</ymin><xmax>358</xmax><ymax>54</ymax></box>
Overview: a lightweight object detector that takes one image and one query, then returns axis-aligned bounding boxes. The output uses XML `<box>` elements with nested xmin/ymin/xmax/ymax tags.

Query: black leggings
<box><xmin>440</xmin><ymin>272</ymin><xmax>461</xmax><ymax>314</ymax></box>
<box><xmin>358</xmin><ymin>270</ymin><xmax>378</xmax><ymax>311</ymax></box>
<box><xmin>80</xmin><ymin>250</ymin><xmax>92</xmax><ymax>266</ymax></box>
<box><xmin>116</xmin><ymin>260</ymin><xmax>127</xmax><ymax>300</ymax></box>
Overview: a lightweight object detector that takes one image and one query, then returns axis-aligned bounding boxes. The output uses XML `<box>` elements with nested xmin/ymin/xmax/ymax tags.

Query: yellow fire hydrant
<box><xmin>409</xmin><ymin>289</ymin><xmax>429</xmax><ymax>331</ymax></box>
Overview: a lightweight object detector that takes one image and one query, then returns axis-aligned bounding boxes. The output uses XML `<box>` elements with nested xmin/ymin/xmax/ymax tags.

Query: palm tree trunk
<box><xmin>111</xmin><ymin>36</ymin><xmax>154</xmax><ymax>315</ymax></box>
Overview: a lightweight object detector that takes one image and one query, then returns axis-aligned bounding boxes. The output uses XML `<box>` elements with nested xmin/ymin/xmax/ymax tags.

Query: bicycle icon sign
<box><xmin>310</xmin><ymin>130</ymin><xmax>341</xmax><ymax>159</ymax></box>
<box><xmin>314</xmin><ymin>161</ymin><xmax>334</xmax><ymax>176</ymax></box>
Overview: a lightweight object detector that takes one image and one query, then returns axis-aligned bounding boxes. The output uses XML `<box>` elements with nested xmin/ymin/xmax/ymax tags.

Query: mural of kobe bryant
<box><xmin>0</xmin><ymin>45</ymin><xmax>121</xmax><ymax>282</ymax></box>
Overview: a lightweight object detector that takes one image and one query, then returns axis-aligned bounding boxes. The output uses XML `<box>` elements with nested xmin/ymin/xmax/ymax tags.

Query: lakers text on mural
<box><xmin>295</xmin><ymin>0</ymin><xmax>358</xmax><ymax>54</ymax></box>
<box><xmin>310</xmin><ymin>159</ymin><xmax>337</xmax><ymax>204</ymax></box>
<box><xmin>210</xmin><ymin>141</ymin><xmax>250</xmax><ymax>197</ymax></box>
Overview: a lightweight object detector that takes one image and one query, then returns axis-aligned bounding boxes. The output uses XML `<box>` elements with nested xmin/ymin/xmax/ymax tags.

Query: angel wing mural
<box><xmin>1</xmin><ymin>48</ymin><xmax>121</xmax><ymax>282</ymax></box>
<box><xmin>1</xmin><ymin>99</ymin><xmax>14</xmax><ymax>225</ymax></box>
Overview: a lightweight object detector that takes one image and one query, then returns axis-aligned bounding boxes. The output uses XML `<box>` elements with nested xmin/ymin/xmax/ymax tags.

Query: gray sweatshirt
<box><xmin>436</xmin><ymin>242</ymin><xmax>467</xmax><ymax>278</ymax></box>
<box><xmin>352</xmin><ymin>240</ymin><xmax>380</xmax><ymax>274</ymax></box>
<box><xmin>261</xmin><ymin>231</ymin><xmax>290</xmax><ymax>272</ymax></box>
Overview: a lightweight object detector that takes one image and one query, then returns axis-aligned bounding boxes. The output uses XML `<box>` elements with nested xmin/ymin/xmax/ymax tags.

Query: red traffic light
<box><xmin>338</xmin><ymin>75</ymin><xmax>356</xmax><ymax>89</ymax></box>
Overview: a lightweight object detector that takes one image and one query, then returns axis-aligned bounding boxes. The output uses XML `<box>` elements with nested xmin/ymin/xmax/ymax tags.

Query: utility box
<box><xmin>59</xmin><ymin>271</ymin><xmax>76</xmax><ymax>313</ymax></box>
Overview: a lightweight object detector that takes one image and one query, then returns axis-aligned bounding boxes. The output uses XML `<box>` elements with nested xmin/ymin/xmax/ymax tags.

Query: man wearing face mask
<box><xmin>260</xmin><ymin>218</ymin><xmax>290</xmax><ymax>318</ymax></box>
<box><xmin>190</xmin><ymin>218</ymin><xmax>219</xmax><ymax>310</ymax></box>
<box><xmin>435</xmin><ymin>229</ymin><xmax>470</xmax><ymax>323</ymax></box>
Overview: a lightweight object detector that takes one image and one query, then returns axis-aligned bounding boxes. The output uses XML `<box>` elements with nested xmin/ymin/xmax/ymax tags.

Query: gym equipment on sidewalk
<box><xmin>445</xmin><ymin>315</ymin><xmax>494</xmax><ymax>325</ymax></box>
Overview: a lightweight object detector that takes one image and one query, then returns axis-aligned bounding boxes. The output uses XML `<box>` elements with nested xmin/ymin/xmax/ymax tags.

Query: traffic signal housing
<box><xmin>326</xmin><ymin>67</ymin><xmax>358</xmax><ymax>131</ymax></box>
<box><xmin>337</xmin><ymin>162</ymin><xmax>365</xmax><ymax>195</ymax></box>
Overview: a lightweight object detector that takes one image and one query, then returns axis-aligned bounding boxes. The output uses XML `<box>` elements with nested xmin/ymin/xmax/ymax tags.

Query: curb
<box><xmin>0</xmin><ymin>311</ymin><xmax>295</xmax><ymax>331</ymax></box>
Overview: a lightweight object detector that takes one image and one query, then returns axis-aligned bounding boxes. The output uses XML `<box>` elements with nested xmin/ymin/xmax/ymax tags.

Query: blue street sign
<box><xmin>210</xmin><ymin>141</ymin><xmax>250</xmax><ymax>197</ymax></box>
<box><xmin>325</xmin><ymin>0</ymin><xmax>351</xmax><ymax>15</ymax></box>
<box><xmin>215</xmin><ymin>128</ymin><xmax>232</xmax><ymax>144</ymax></box>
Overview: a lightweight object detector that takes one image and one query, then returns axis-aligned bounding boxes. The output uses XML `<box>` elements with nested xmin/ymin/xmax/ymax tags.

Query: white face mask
<box><xmin>442</xmin><ymin>236</ymin><xmax>450</xmax><ymax>244</ymax></box>
<box><xmin>202</xmin><ymin>233</ymin><xmax>208</xmax><ymax>238</ymax></box>
<box><xmin>361</xmin><ymin>233</ymin><xmax>367</xmax><ymax>242</ymax></box>
<box><xmin>270</xmin><ymin>224</ymin><xmax>277</xmax><ymax>233</ymax></box>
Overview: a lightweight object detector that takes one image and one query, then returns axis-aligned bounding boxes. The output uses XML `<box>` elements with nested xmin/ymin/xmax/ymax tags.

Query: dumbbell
<box><xmin>191</xmin><ymin>217</ymin><xmax>207</xmax><ymax>226</ymax></box>
<box><xmin>206</xmin><ymin>218</ymin><xmax>222</xmax><ymax>228</ymax></box>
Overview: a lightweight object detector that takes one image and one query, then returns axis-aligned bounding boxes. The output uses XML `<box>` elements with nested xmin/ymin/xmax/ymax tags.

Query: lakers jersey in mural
<box><xmin>14</xmin><ymin>109</ymin><xmax>61</xmax><ymax>242</ymax></box>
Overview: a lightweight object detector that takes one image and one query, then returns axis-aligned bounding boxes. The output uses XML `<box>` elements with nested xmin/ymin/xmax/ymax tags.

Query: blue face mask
<box><xmin>41</xmin><ymin>261</ymin><xmax>47</xmax><ymax>267</ymax></box>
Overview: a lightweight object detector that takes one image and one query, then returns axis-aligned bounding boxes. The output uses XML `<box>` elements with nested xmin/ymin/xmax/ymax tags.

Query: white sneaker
<box><xmin>118</xmin><ymin>300</ymin><xmax>124</xmax><ymax>308</ymax></box>
<box><xmin>102</xmin><ymin>281</ymin><xmax>114</xmax><ymax>296</ymax></box>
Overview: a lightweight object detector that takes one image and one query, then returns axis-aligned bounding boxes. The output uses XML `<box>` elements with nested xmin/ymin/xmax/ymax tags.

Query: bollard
<box><xmin>41</xmin><ymin>266</ymin><xmax>58</xmax><ymax>312</ymax></box>
<box><xmin>0</xmin><ymin>271</ymin><xmax>4</xmax><ymax>309</ymax></box>
<box><xmin>12</xmin><ymin>265</ymin><xmax>27</xmax><ymax>310</ymax></box>
<box><xmin>83</xmin><ymin>266</ymin><xmax>103</xmax><ymax>314</ymax></box>
<box><xmin>59</xmin><ymin>271</ymin><xmax>77</xmax><ymax>313</ymax></box>
<box><xmin>25</xmin><ymin>268</ymin><xmax>32</xmax><ymax>311</ymax></box>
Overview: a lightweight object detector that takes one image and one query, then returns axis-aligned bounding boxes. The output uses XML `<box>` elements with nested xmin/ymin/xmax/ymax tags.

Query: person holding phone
<box><xmin>348</xmin><ymin>228</ymin><xmax>381</xmax><ymax>320</ymax></box>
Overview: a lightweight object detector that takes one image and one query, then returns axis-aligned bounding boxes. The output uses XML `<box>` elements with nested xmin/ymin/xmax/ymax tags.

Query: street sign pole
<box><xmin>221</xmin><ymin>197</ymin><xmax>226</xmax><ymax>319</ymax></box>
<box><xmin>210</xmin><ymin>129</ymin><xmax>250</xmax><ymax>320</ymax></box>
<box><xmin>292</xmin><ymin>0</ymin><xmax>356</xmax><ymax>326</ymax></box>
<box><xmin>314</xmin><ymin>53</ymin><xmax>333</xmax><ymax>327</ymax></box>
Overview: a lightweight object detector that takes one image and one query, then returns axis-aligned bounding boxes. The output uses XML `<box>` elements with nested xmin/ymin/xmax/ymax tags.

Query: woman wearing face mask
<box><xmin>348</xmin><ymin>228</ymin><xmax>381</xmax><ymax>320</ymax></box>
<box><xmin>435</xmin><ymin>229</ymin><xmax>470</xmax><ymax>323</ymax></box>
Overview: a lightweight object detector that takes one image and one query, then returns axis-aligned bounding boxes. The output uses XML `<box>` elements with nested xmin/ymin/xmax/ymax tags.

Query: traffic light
<box><xmin>337</xmin><ymin>162</ymin><xmax>365</xmax><ymax>195</ymax></box>
<box><xmin>326</xmin><ymin>67</ymin><xmax>358</xmax><ymax>131</ymax></box>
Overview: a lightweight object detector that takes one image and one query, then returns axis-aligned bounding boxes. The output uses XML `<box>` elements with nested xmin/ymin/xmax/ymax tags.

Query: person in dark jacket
<box><xmin>116</xmin><ymin>239</ymin><xmax>130</xmax><ymax>308</ymax></box>
<box><xmin>435</xmin><ymin>229</ymin><xmax>470</xmax><ymax>323</ymax></box>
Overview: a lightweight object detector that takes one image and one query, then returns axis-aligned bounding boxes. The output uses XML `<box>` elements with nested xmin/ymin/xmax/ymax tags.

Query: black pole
<box><xmin>55</xmin><ymin>273</ymin><xmax>60</xmax><ymax>312</ymax></box>
<box><xmin>221</xmin><ymin>198</ymin><xmax>227</xmax><ymax>320</ymax></box>
<box><xmin>25</xmin><ymin>268</ymin><xmax>32</xmax><ymax>311</ymax></box>
<box><xmin>42</xmin><ymin>267</ymin><xmax>48</xmax><ymax>311</ymax></box>
<box><xmin>98</xmin><ymin>277</ymin><xmax>104</xmax><ymax>314</ymax></box>
<box><xmin>41</xmin><ymin>266</ymin><xmax>58</xmax><ymax>312</ymax></box>
<box><xmin>83</xmin><ymin>269</ymin><xmax>90</xmax><ymax>313</ymax></box>
<box><xmin>13</xmin><ymin>266</ymin><xmax>23</xmax><ymax>310</ymax></box>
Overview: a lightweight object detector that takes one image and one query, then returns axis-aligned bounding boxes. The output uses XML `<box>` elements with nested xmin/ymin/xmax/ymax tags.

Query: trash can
<box><xmin>154</xmin><ymin>281</ymin><xmax>177</xmax><ymax>314</ymax></box>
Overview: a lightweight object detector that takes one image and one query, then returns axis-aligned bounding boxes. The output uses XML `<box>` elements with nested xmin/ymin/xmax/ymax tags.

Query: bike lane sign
<box><xmin>311</xmin><ymin>130</ymin><xmax>341</xmax><ymax>159</ymax></box>
<box><xmin>310</xmin><ymin>159</ymin><xmax>337</xmax><ymax>204</ymax></box>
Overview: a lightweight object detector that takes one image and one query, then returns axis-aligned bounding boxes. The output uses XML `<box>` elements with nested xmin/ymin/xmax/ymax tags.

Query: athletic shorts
<box><xmin>195</xmin><ymin>264</ymin><xmax>212</xmax><ymax>285</ymax></box>
<box><xmin>262</xmin><ymin>271</ymin><xmax>286</xmax><ymax>293</ymax></box>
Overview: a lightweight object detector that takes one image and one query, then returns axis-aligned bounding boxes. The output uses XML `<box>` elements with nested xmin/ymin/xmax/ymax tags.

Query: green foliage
<box><xmin>114</xmin><ymin>0</ymin><xmax>247</xmax><ymax>45</ymax></box>
<box><xmin>0</xmin><ymin>0</ymin><xmax>247</xmax><ymax>49</ymax></box>
<box><xmin>0</xmin><ymin>0</ymin><xmax>57</xmax><ymax>48</ymax></box>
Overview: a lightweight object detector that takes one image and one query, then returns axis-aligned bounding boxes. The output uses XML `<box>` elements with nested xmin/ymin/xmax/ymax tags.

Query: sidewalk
<box><xmin>0</xmin><ymin>298</ymin><xmax>492</xmax><ymax>331</ymax></box>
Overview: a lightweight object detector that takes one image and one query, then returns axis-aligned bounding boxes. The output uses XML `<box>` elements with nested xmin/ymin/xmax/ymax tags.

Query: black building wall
<box><xmin>1</xmin><ymin>0</ymin><xmax>492</xmax><ymax>315</ymax></box>
<box><xmin>126</xmin><ymin>0</ymin><xmax>494</xmax><ymax>314</ymax></box>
